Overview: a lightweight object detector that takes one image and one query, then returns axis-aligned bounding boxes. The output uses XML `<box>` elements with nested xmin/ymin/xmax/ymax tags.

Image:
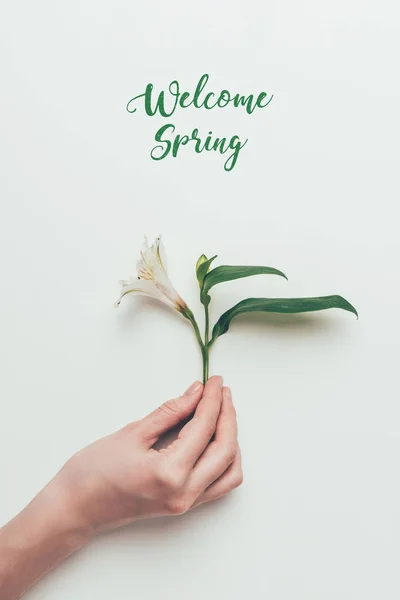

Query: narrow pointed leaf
<box><xmin>196</xmin><ymin>254</ymin><xmax>217</xmax><ymax>288</ymax></box>
<box><xmin>203</xmin><ymin>265</ymin><xmax>288</xmax><ymax>294</ymax></box>
<box><xmin>196</xmin><ymin>254</ymin><xmax>208</xmax><ymax>272</ymax></box>
<box><xmin>211</xmin><ymin>295</ymin><xmax>358</xmax><ymax>341</ymax></box>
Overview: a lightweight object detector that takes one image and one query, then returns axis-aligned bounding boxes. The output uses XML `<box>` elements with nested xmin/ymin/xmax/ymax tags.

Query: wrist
<box><xmin>0</xmin><ymin>474</ymin><xmax>93</xmax><ymax>599</ymax></box>
<box><xmin>34</xmin><ymin>471</ymin><xmax>95</xmax><ymax>551</ymax></box>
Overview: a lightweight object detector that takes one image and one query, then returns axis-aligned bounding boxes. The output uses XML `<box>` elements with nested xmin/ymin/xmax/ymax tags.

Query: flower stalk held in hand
<box><xmin>116</xmin><ymin>236</ymin><xmax>358</xmax><ymax>383</ymax></box>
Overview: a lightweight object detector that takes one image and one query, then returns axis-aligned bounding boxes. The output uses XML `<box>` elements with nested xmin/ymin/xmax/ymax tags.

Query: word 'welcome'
<box><xmin>126</xmin><ymin>74</ymin><xmax>273</xmax><ymax>172</ymax></box>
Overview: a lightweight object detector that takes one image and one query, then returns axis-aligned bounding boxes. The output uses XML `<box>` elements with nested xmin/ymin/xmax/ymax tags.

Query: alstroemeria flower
<box><xmin>116</xmin><ymin>237</ymin><xmax>357</xmax><ymax>384</ymax></box>
<box><xmin>116</xmin><ymin>236</ymin><xmax>188</xmax><ymax>314</ymax></box>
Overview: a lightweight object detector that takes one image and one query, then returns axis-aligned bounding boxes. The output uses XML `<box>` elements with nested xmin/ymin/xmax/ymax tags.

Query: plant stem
<box><xmin>184</xmin><ymin>308</ymin><xmax>208</xmax><ymax>383</ymax></box>
<box><xmin>203</xmin><ymin>302</ymin><xmax>210</xmax><ymax>383</ymax></box>
<box><xmin>202</xmin><ymin>345</ymin><xmax>209</xmax><ymax>383</ymax></box>
<box><xmin>185</xmin><ymin>309</ymin><xmax>203</xmax><ymax>347</ymax></box>
<box><xmin>204</xmin><ymin>303</ymin><xmax>210</xmax><ymax>346</ymax></box>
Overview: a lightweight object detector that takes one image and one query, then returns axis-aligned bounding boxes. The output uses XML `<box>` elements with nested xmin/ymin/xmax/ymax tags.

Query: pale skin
<box><xmin>0</xmin><ymin>376</ymin><xmax>242</xmax><ymax>599</ymax></box>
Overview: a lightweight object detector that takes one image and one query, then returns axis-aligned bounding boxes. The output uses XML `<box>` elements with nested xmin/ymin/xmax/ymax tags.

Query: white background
<box><xmin>1</xmin><ymin>1</ymin><xmax>400</xmax><ymax>598</ymax></box>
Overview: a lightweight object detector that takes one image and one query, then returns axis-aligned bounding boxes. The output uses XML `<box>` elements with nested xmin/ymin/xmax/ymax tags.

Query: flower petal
<box><xmin>117</xmin><ymin>236</ymin><xmax>188</xmax><ymax>315</ymax></box>
<box><xmin>155</xmin><ymin>236</ymin><xmax>168</xmax><ymax>275</ymax></box>
<box><xmin>116</xmin><ymin>277</ymin><xmax>172</xmax><ymax>307</ymax></box>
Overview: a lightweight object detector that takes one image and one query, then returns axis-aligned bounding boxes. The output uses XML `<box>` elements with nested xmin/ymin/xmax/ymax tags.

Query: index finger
<box><xmin>171</xmin><ymin>375</ymin><xmax>223</xmax><ymax>468</ymax></box>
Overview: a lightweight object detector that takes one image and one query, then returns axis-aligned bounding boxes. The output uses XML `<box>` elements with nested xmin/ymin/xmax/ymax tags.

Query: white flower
<box><xmin>115</xmin><ymin>236</ymin><xmax>188</xmax><ymax>314</ymax></box>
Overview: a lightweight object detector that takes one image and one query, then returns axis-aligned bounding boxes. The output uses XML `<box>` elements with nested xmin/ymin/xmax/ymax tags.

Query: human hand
<box><xmin>60</xmin><ymin>375</ymin><xmax>242</xmax><ymax>533</ymax></box>
<box><xmin>0</xmin><ymin>376</ymin><xmax>242</xmax><ymax>600</ymax></box>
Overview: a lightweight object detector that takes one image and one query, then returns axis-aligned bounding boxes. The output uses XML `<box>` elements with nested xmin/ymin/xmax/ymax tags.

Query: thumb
<box><xmin>137</xmin><ymin>381</ymin><xmax>204</xmax><ymax>446</ymax></box>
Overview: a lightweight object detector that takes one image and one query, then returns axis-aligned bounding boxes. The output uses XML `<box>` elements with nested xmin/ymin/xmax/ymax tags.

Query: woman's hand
<box><xmin>62</xmin><ymin>375</ymin><xmax>242</xmax><ymax>531</ymax></box>
<box><xmin>0</xmin><ymin>376</ymin><xmax>242</xmax><ymax>599</ymax></box>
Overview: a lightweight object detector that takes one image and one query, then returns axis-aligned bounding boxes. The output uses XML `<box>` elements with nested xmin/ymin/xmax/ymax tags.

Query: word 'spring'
<box><xmin>151</xmin><ymin>125</ymin><xmax>248</xmax><ymax>172</ymax></box>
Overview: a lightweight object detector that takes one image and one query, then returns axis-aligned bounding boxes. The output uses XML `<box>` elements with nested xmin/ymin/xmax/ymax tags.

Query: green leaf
<box><xmin>203</xmin><ymin>265</ymin><xmax>288</xmax><ymax>294</ymax></box>
<box><xmin>196</xmin><ymin>254</ymin><xmax>217</xmax><ymax>288</ymax></box>
<box><xmin>211</xmin><ymin>295</ymin><xmax>358</xmax><ymax>342</ymax></box>
<box><xmin>196</xmin><ymin>254</ymin><xmax>208</xmax><ymax>272</ymax></box>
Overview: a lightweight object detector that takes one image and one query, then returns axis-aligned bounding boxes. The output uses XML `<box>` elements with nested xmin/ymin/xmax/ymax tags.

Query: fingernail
<box><xmin>184</xmin><ymin>381</ymin><xmax>202</xmax><ymax>395</ymax></box>
<box><xmin>212</xmin><ymin>375</ymin><xmax>223</xmax><ymax>388</ymax></box>
<box><xmin>223</xmin><ymin>386</ymin><xmax>232</xmax><ymax>400</ymax></box>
